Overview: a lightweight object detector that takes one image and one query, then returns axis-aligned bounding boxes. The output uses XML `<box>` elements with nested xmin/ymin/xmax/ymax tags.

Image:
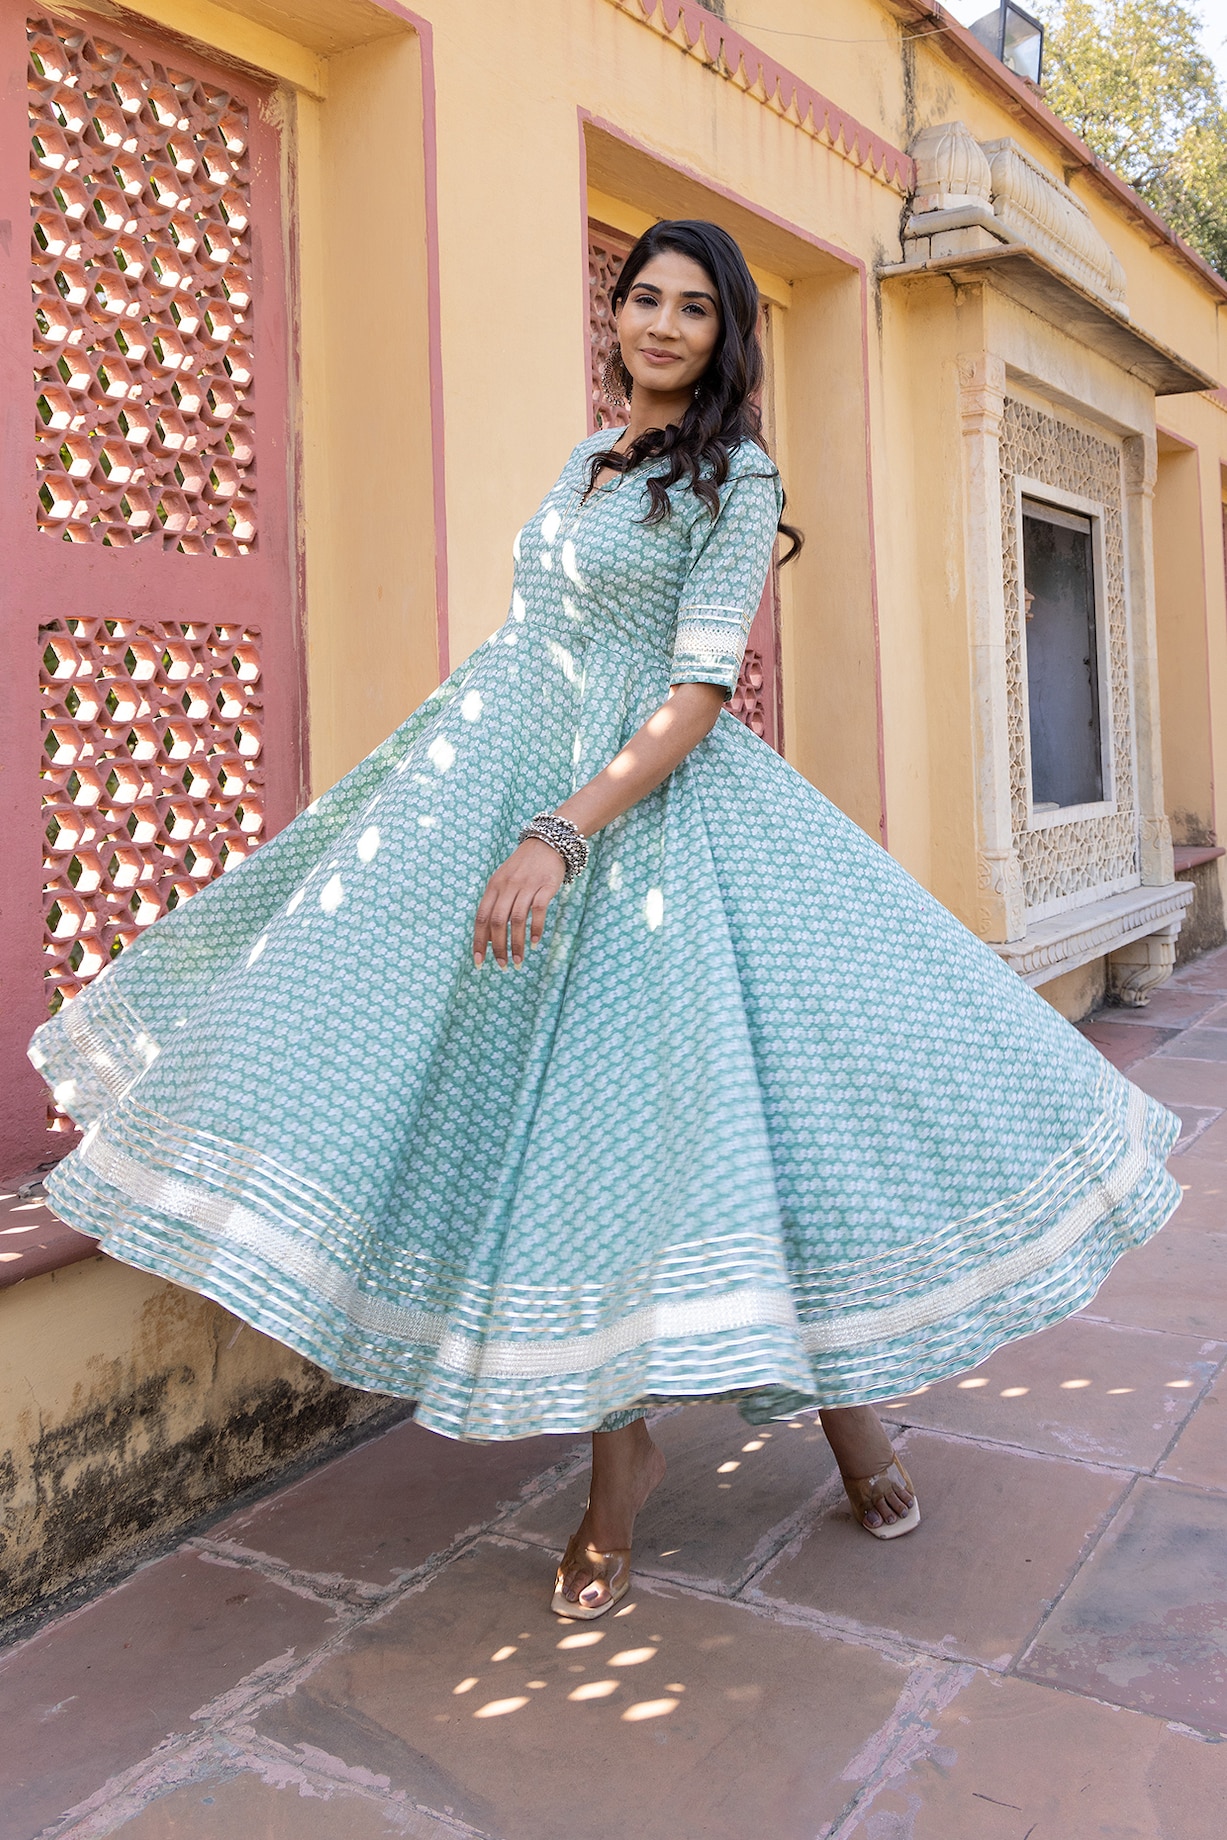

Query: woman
<box><xmin>31</xmin><ymin>220</ymin><xmax>1180</xmax><ymax>1621</ymax></box>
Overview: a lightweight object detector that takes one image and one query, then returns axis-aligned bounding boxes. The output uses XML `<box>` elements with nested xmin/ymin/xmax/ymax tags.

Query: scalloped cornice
<box><xmin>601</xmin><ymin>0</ymin><xmax>914</xmax><ymax>193</ymax></box>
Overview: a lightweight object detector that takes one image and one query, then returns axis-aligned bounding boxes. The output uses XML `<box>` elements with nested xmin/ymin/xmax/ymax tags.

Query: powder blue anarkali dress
<box><xmin>31</xmin><ymin>429</ymin><xmax>1181</xmax><ymax>1442</ymax></box>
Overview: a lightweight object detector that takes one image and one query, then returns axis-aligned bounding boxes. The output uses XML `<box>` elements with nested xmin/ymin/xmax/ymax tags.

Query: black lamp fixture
<box><xmin>969</xmin><ymin>2</ymin><xmax>1045</xmax><ymax>85</ymax></box>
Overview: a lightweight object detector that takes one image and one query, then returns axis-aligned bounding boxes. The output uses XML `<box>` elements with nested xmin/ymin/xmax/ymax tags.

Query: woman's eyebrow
<box><xmin>629</xmin><ymin>284</ymin><xmax>717</xmax><ymax>305</ymax></box>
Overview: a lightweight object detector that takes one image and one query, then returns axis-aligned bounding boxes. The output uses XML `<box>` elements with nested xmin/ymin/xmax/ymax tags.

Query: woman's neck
<box><xmin>620</xmin><ymin>383</ymin><xmax>693</xmax><ymax>445</ymax></box>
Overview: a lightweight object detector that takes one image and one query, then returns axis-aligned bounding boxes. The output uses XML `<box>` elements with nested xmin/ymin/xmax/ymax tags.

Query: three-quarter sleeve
<box><xmin>668</xmin><ymin>463</ymin><xmax>783</xmax><ymax>695</ymax></box>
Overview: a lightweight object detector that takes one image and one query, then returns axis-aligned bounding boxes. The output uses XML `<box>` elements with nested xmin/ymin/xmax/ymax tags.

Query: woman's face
<box><xmin>615</xmin><ymin>250</ymin><xmax>721</xmax><ymax>398</ymax></box>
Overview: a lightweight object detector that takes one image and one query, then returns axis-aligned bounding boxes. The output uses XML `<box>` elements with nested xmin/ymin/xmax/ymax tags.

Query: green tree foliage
<box><xmin>1039</xmin><ymin>0</ymin><xmax>1227</xmax><ymax>274</ymax></box>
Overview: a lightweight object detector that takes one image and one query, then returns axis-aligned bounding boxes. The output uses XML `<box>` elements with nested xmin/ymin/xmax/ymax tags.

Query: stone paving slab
<box><xmin>1131</xmin><ymin>1053</ymin><xmax>1227</xmax><ymax>1108</ymax></box>
<box><xmin>752</xmin><ymin>1428</ymin><xmax>1127</xmax><ymax>1667</ymax></box>
<box><xmin>107</xmin><ymin>1774</ymin><xmax>446</xmax><ymax>1840</ymax></box>
<box><xmin>209</xmin><ymin>1419</ymin><xmax>584</xmax><ymax>1590</ymax></box>
<box><xmin>1079</xmin><ymin>1225</ymin><xmax>1227</xmax><ymax>1338</ymax></box>
<box><xmin>1019</xmin><ymin>1477</ymin><xmax>1227</xmax><ymax>1728</ymax></box>
<box><xmin>253</xmin><ymin>1537</ymin><xmax>913</xmax><ymax>1840</ymax></box>
<box><xmin>1158</xmin><ymin>1366</ymin><xmax>1227</xmax><ymax>1491</ymax></box>
<box><xmin>5</xmin><ymin>954</ymin><xmax>1227</xmax><ymax>1838</ymax></box>
<box><xmin>1103</xmin><ymin>986</ymin><xmax>1221</xmax><ymax>1027</ymax></box>
<box><xmin>835</xmin><ymin>1669</ymin><xmax>1227</xmax><ymax>1839</ymax></box>
<box><xmin>1164</xmin><ymin>1167</ymin><xmax>1227</xmax><ymax>1231</ymax></box>
<box><xmin>505</xmin><ymin>1400</ymin><xmax>839</xmax><ymax>1594</ymax></box>
<box><xmin>879</xmin><ymin>1316</ymin><xmax>1220</xmax><ymax>1467</ymax></box>
<box><xmin>1169</xmin><ymin>1101</ymin><xmax>1223</xmax><ymax>1151</ymax></box>
<box><xmin>1078</xmin><ymin>1021</ymin><xmax>1176</xmax><ymax>1069</ymax></box>
<box><xmin>1175</xmin><ymin>1106</ymin><xmax>1227</xmax><ymax>1165</ymax></box>
<box><xmin>0</xmin><ymin>1552</ymin><xmax>336</xmax><ymax>1839</ymax></box>
<box><xmin>1156</xmin><ymin>1026</ymin><xmax>1227</xmax><ymax>1061</ymax></box>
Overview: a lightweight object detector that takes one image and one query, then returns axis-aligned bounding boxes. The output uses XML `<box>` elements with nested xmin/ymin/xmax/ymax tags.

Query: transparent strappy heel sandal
<box><xmin>550</xmin><ymin>1532</ymin><xmax>632</xmax><ymax>1620</ymax></box>
<box><xmin>840</xmin><ymin>1457</ymin><xmax>920</xmax><ymax>1540</ymax></box>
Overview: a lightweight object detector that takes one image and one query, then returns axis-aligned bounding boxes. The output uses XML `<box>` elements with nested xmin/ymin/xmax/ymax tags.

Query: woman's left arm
<box><xmin>472</xmin><ymin>681</ymin><xmax>724</xmax><ymax>969</ymax></box>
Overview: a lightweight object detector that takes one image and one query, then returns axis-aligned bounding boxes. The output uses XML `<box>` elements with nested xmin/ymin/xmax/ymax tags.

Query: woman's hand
<box><xmin>471</xmin><ymin>683</ymin><xmax>724</xmax><ymax>971</ymax></box>
<box><xmin>473</xmin><ymin>838</ymin><xmax>566</xmax><ymax>969</ymax></box>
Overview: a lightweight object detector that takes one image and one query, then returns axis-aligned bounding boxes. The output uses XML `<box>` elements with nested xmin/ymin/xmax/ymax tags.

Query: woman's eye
<box><xmin>632</xmin><ymin>292</ymin><xmax>658</xmax><ymax>306</ymax></box>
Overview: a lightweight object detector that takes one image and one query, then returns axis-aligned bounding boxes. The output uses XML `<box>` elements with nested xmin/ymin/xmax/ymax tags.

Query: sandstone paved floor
<box><xmin>5</xmin><ymin>952</ymin><xmax>1227</xmax><ymax>1839</ymax></box>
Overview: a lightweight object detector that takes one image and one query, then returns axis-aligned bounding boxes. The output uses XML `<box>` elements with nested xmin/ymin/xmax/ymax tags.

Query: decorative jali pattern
<box><xmin>587</xmin><ymin>222</ymin><xmax>632</xmax><ymax>431</ymax></box>
<box><xmin>728</xmin><ymin>646</ymin><xmax>769</xmax><ymax>737</ymax></box>
<box><xmin>40</xmin><ymin>618</ymin><xmax>263</xmax><ymax>1012</ymax></box>
<box><xmin>999</xmin><ymin>399</ymin><xmax>1135</xmax><ymax>914</ymax></box>
<box><xmin>29</xmin><ymin>14</ymin><xmax>256</xmax><ymax>552</ymax></box>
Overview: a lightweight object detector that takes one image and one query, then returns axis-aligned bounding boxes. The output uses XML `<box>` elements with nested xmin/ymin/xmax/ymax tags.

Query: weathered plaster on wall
<box><xmin>0</xmin><ymin>1256</ymin><xmax>392</xmax><ymax>1625</ymax></box>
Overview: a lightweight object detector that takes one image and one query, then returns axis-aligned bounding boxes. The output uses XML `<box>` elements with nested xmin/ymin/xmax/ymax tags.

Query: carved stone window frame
<box><xmin>1012</xmin><ymin>474</ymin><xmax>1119</xmax><ymax>834</ymax></box>
<box><xmin>996</xmin><ymin>391</ymin><xmax>1145</xmax><ymax>928</ymax></box>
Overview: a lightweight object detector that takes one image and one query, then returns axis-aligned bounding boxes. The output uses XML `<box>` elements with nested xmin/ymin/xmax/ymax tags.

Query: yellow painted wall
<box><xmin>1154</xmin><ymin>435</ymin><xmax>1215</xmax><ymax>845</ymax></box>
<box><xmin>295</xmin><ymin>32</ymin><xmax>441</xmax><ymax>789</ymax></box>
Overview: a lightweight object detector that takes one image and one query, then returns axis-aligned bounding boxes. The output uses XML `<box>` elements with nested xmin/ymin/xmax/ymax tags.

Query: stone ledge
<box><xmin>0</xmin><ymin>1185</ymin><xmax>97</xmax><ymax>1290</ymax></box>
<box><xmin>1174</xmin><ymin>844</ymin><xmax>1226</xmax><ymax>873</ymax></box>
<box><xmin>880</xmin><ymin>244</ymin><xmax>1213</xmax><ymax>395</ymax></box>
<box><xmin>991</xmin><ymin>883</ymin><xmax>1194</xmax><ymax>987</ymax></box>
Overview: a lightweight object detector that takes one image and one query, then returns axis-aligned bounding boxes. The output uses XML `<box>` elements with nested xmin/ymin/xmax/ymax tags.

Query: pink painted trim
<box><xmin>605</xmin><ymin>0</ymin><xmax>913</xmax><ymax>192</ymax></box>
<box><xmin>577</xmin><ymin>111</ymin><xmax>889</xmax><ymax>841</ymax></box>
<box><xmin>367</xmin><ymin>4</ymin><xmax>450</xmax><ymax>678</ymax></box>
<box><xmin>577</xmin><ymin>114</ymin><xmax>597</xmax><ymax>437</ymax></box>
<box><xmin>284</xmin><ymin>106</ymin><xmax>311</xmax><ymax>814</ymax></box>
<box><xmin>856</xmin><ymin>261</ymin><xmax>889</xmax><ymax>848</ymax></box>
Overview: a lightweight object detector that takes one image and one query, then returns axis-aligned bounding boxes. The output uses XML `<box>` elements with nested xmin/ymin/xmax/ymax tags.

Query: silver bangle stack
<box><xmin>519</xmin><ymin>811</ymin><xmax>590</xmax><ymax>884</ymax></box>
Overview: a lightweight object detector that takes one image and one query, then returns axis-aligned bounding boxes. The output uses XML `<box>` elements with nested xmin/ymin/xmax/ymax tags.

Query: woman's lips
<box><xmin>639</xmin><ymin>349</ymin><xmax>682</xmax><ymax>365</ymax></box>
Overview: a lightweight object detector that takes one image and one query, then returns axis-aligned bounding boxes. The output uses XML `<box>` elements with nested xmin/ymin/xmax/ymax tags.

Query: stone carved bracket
<box><xmin>976</xmin><ymin>847</ymin><xmax>1025</xmax><ymax>942</ymax></box>
<box><xmin>1139</xmin><ymin>814</ymin><xmax>1176</xmax><ymax>887</ymax></box>
<box><xmin>1108</xmin><ymin>924</ymin><xmax>1181</xmax><ymax>1007</ymax></box>
<box><xmin>1123</xmin><ymin>431</ymin><xmax>1158</xmax><ymax>497</ymax></box>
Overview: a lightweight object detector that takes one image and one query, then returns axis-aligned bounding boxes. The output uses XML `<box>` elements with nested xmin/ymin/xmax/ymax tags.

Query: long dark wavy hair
<box><xmin>588</xmin><ymin>218</ymin><xmax>802</xmax><ymax>562</ymax></box>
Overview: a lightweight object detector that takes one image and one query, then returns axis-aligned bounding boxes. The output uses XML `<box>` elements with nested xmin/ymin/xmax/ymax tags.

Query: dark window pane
<box><xmin>1022</xmin><ymin>506</ymin><xmax>1103</xmax><ymax>809</ymax></box>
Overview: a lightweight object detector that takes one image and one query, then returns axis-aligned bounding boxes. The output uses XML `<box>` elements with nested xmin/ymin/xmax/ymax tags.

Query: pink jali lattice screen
<box><xmin>29</xmin><ymin>14</ymin><xmax>256</xmax><ymax>552</ymax></box>
<box><xmin>40</xmin><ymin>618</ymin><xmax>264</xmax><ymax>1018</ymax></box>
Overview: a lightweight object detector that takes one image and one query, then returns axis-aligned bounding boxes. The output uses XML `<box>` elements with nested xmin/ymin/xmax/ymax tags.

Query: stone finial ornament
<box><xmin>910</xmin><ymin>120</ymin><xmax>993</xmax><ymax>215</ymax></box>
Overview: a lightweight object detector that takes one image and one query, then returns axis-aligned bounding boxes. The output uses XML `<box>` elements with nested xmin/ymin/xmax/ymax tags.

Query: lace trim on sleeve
<box><xmin>670</xmin><ymin>614</ymin><xmax>749</xmax><ymax>681</ymax></box>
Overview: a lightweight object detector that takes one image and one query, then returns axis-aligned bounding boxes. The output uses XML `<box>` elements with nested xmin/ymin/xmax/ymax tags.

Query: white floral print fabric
<box><xmin>30</xmin><ymin>430</ymin><xmax>1180</xmax><ymax>1440</ymax></box>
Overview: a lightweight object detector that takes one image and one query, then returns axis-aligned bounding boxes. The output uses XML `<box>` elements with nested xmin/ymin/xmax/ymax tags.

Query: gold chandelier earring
<box><xmin>601</xmin><ymin>347</ymin><xmax>632</xmax><ymax>407</ymax></box>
